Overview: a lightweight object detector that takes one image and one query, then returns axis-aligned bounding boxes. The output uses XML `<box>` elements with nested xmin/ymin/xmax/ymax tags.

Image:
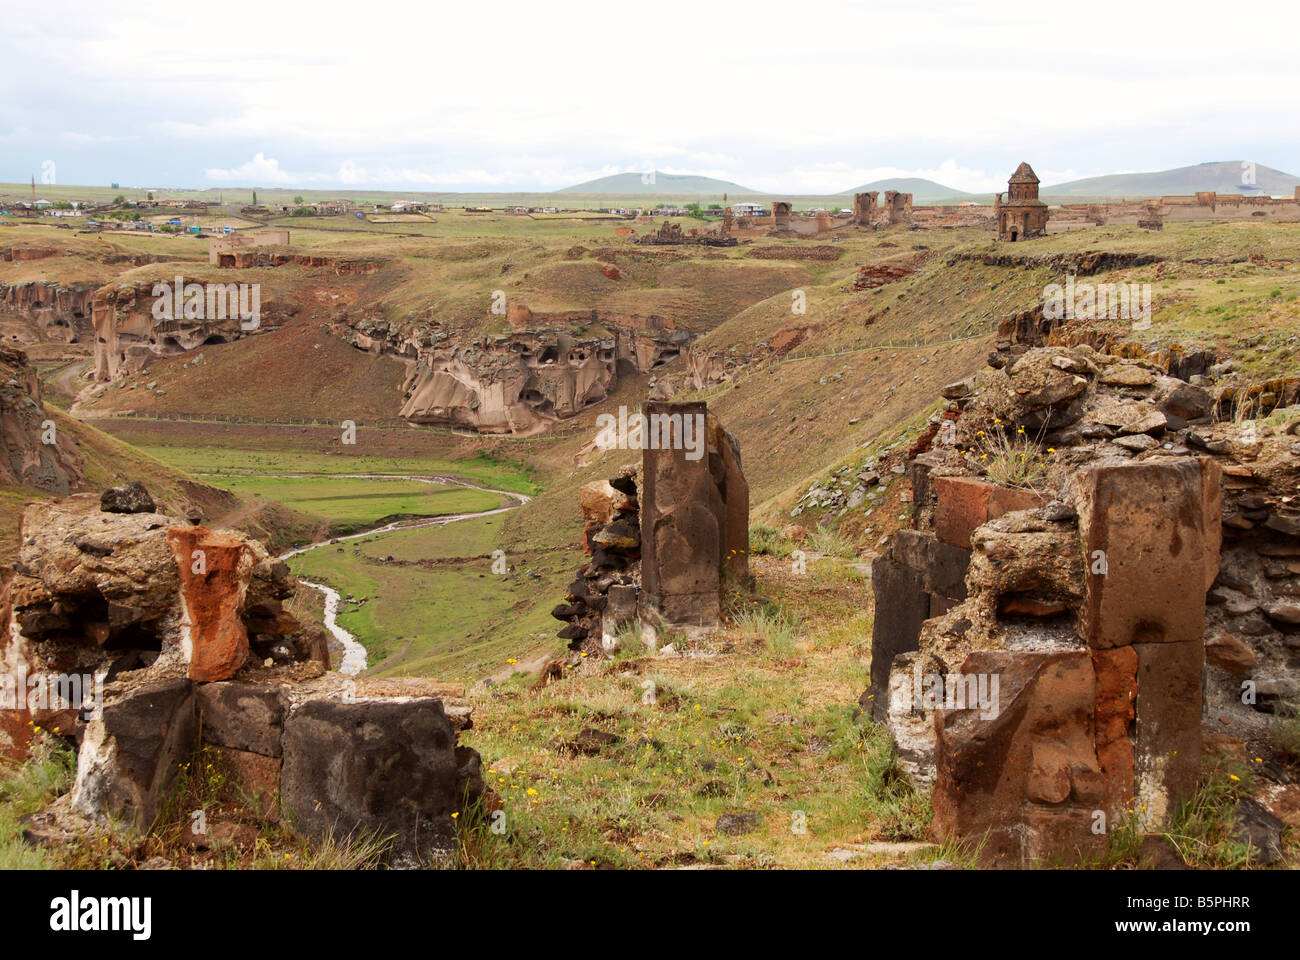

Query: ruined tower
<box><xmin>995</xmin><ymin>162</ymin><xmax>1048</xmax><ymax>242</ymax></box>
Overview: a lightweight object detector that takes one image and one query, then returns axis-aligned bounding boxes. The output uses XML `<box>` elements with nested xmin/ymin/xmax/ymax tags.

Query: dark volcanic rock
<box><xmin>100</xmin><ymin>481</ymin><xmax>156</xmax><ymax>514</ymax></box>
<box><xmin>281</xmin><ymin>697</ymin><xmax>483</xmax><ymax>864</ymax></box>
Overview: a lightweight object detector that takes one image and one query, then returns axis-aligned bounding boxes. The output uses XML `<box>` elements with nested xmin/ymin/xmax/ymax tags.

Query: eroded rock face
<box><xmin>397</xmin><ymin>326</ymin><xmax>690</xmax><ymax>435</ymax></box>
<box><xmin>91</xmin><ymin>279</ymin><xmax>268</xmax><ymax>381</ymax></box>
<box><xmin>11</xmin><ymin>494</ymin><xmax>302</xmax><ymax>680</ymax></box>
<box><xmin>0</xmin><ymin>347</ymin><xmax>83</xmax><ymax>495</ymax></box>
<box><xmin>0</xmin><ymin>280</ymin><xmax>96</xmax><ymax>343</ymax></box>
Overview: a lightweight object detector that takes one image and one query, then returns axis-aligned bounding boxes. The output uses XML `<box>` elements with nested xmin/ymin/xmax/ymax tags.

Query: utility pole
<box><xmin>31</xmin><ymin>175</ymin><xmax>36</xmax><ymax>201</ymax></box>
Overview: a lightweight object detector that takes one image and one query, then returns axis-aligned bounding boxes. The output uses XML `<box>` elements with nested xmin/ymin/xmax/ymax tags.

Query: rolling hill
<box><xmin>839</xmin><ymin>176</ymin><xmax>967</xmax><ymax>202</ymax></box>
<box><xmin>1043</xmin><ymin>161</ymin><xmax>1300</xmax><ymax>199</ymax></box>
<box><xmin>556</xmin><ymin>171</ymin><xmax>761</xmax><ymax>195</ymax></box>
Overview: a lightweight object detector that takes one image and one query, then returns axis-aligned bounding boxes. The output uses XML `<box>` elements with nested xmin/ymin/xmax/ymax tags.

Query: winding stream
<box><xmin>271</xmin><ymin>473</ymin><xmax>531</xmax><ymax>676</ymax></box>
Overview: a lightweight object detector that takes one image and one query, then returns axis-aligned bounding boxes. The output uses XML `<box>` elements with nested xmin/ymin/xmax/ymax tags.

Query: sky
<box><xmin>2</xmin><ymin>0</ymin><xmax>1298</xmax><ymax>194</ymax></box>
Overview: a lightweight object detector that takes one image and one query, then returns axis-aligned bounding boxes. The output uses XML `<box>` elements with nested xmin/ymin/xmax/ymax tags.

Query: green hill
<box><xmin>1044</xmin><ymin>161</ymin><xmax>1300</xmax><ymax>199</ymax></box>
<box><xmin>839</xmin><ymin>177</ymin><xmax>966</xmax><ymax>202</ymax></box>
<box><xmin>556</xmin><ymin>171</ymin><xmax>761</xmax><ymax>195</ymax></box>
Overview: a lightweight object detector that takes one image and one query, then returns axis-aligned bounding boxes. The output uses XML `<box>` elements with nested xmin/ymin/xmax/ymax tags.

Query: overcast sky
<box><xmin>3</xmin><ymin>0</ymin><xmax>1297</xmax><ymax>194</ymax></box>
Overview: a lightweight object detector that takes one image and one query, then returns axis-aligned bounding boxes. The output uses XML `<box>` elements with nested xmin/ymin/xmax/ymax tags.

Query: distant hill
<box><xmin>1044</xmin><ymin>161</ymin><xmax>1300</xmax><ymax>199</ymax></box>
<box><xmin>839</xmin><ymin>177</ymin><xmax>966</xmax><ymax>203</ymax></box>
<box><xmin>556</xmin><ymin>171</ymin><xmax>760</xmax><ymax>195</ymax></box>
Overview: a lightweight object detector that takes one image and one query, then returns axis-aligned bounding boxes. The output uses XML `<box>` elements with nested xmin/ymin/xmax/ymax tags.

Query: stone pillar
<box><xmin>639</xmin><ymin>402</ymin><xmax>748</xmax><ymax>638</ymax></box>
<box><xmin>853</xmin><ymin>192</ymin><xmax>877</xmax><ymax>226</ymax></box>
<box><xmin>1074</xmin><ymin>457</ymin><xmax>1221</xmax><ymax>823</ymax></box>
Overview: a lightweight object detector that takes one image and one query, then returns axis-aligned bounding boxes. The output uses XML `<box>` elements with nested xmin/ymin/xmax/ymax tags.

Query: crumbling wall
<box><xmin>1</xmin><ymin>486</ymin><xmax>483</xmax><ymax>862</ymax></box>
<box><xmin>870</xmin><ymin>342</ymin><xmax>1299</xmax><ymax>864</ymax></box>
<box><xmin>549</xmin><ymin>402</ymin><xmax>749</xmax><ymax>660</ymax></box>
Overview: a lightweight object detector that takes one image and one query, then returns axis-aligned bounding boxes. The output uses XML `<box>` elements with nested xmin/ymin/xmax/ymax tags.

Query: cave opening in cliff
<box><xmin>651</xmin><ymin>348</ymin><xmax>680</xmax><ymax>368</ymax></box>
<box><xmin>203</xmin><ymin>334</ymin><xmax>229</xmax><ymax>345</ymax></box>
<box><xmin>538</xmin><ymin>346</ymin><xmax>558</xmax><ymax>364</ymax></box>
<box><xmin>520</xmin><ymin>388</ymin><xmax>555</xmax><ymax>416</ymax></box>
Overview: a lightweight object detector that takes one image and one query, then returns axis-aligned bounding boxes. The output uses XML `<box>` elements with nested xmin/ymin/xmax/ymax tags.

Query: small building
<box><xmin>995</xmin><ymin>162</ymin><xmax>1049</xmax><ymax>242</ymax></box>
<box><xmin>731</xmin><ymin>202</ymin><xmax>764</xmax><ymax>217</ymax></box>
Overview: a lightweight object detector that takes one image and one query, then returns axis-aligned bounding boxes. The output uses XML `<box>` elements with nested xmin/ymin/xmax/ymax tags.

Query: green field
<box><xmin>212</xmin><ymin>475</ymin><xmax>503</xmax><ymax>532</ymax></box>
<box><xmin>287</xmin><ymin>514</ymin><xmax>576</xmax><ymax>680</ymax></box>
<box><xmin>125</xmin><ymin>440</ymin><xmax>539</xmax><ymax>496</ymax></box>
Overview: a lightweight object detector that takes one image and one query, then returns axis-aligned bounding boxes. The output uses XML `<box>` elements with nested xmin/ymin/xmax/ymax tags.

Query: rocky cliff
<box><xmin>0</xmin><ymin>346</ymin><xmax>84</xmax><ymax>494</ymax></box>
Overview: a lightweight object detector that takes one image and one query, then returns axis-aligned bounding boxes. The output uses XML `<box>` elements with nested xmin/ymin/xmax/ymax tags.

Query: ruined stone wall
<box><xmin>870</xmin><ymin>343</ymin><xmax>1300</xmax><ymax>864</ymax></box>
<box><xmin>1049</xmin><ymin>194</ymin><xmax>1300</xmax><ymax>227</ymax></box>
<box><xmin>549</xmin><ymin>403</ymin><xmax>749</xmax><ymax>660</ymax></box>
<box><xmin>208</xmin><ymin>229</ymin><xmax>291</xmax><ymax>265</ymax></box>
<box><xmin>1</xmin><ymin>487</ymin><xmax>482</xmax><ymax>863</ymax></box>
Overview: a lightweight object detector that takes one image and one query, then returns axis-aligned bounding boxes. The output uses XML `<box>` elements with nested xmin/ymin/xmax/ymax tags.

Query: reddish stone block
<box><xmin>167</xmin><ymin>526</ymin><xmax>256</xmax><ymax>682</ymax></box>
<box><xmin>934</xmin><ymin>476</ymin><xmax>1045</xmax><ymax>549</ymax></box>
<box><xmin>932</xmin><ymin>648</ymin><xmax>1100</xmax><ymax>866</ymax></box>
<box><xmin>1091</xmin><ymin>646</ymin><xmax>1137</xmax><ymax>815</ymax></box>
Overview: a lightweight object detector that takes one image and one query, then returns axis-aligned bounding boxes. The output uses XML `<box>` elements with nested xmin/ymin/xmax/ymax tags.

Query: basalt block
<box><xmin>639</xmin><ymin>401</ymin><xmax>725</xmax><ymax>628</ymax></box>
<box><xmin>70</xmin><ymin>678</ymin><xmax>197</xmax><ymax>831</ymax></box>
<box><xmin>281</xmin><ymin>697</ymin><xmax>484</xmax><ymax>864</ymax></box>
<box><xmin>1133</xmin><ymin>639</ymin><xmax>1203</xmax><ymax>826</ymax></box>
<box><xmin>869</xmin><ymin>553</ymin><xmax>932</xmax><ymax>721</ymax></box>
<box><xmin>195</xmin><ymin>681</ymin><xmax>288</xmax><ymax>757</ymax></box>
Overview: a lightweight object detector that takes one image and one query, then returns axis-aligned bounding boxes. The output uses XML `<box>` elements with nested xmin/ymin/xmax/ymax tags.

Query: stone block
<box><xmin>281</xmin><ymin>696</ymin><xmax>484</xmax><ymax>864</ymax></box>
<box><xmin>196</xmin><ymin>681</ymin><xmax>287</xmax><ymax>757</ymax></box>
<box><xmin>1134</xmin><ymin>639</ymin><xmax>1202</xmax><ymax>826</ymax></box>
<box><xmin>1075</xmin><ymin>459</ymin><xmax>1218</xmax><ymax>648</ymax></box>
<box><xmin>869</xmin><ymin>554</ymin><xmax>931</xmax><ymax>721</ymax></box>
<box><xmin>934</xmin><ymin>476</ymin><xmax>1045</xmax><ymax>550</ymax></box>
<box><xmin>70</xmin><ymin>678</ymin><xmax>196</xmax><ymax>830</ymax></box>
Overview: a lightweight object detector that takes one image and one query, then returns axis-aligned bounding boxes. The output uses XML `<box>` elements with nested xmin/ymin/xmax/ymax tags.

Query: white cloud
<box><xmin>4</xmin><ymin>0</ymin><xmax>1299</xmax><ymax>191</ymax></box>
<box><xmin>203</xmin><ymin>152</ymin><xmax>296</xmax><ymax>184</ymax></box>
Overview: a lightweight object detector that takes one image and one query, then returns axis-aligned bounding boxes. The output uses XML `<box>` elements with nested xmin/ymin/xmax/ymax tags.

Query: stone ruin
<box><xmin>1</xmin><ymin>485</ymin><xmax>482</xmax><ymax>864</ymax></box>
<box><xmin>995</xmin><ymin>161</ymin><xmax>1049</xmax><ymax>242</ymax></box>
<box><xmin>549</xmin><ymin>401</ymin><xmax>749</xmax><ymax>660</ymax></box>
<box><xmin>870</xmin><ymin>341</ymin><xmax>1300</xmax><ymax>865</ymax></box>
<box><xmin>1137</xmin><ymin>203</ymin><xmax>1165</xmax><ymax>231</ymax></box>
<box><xmin>637</xmin><ymin>220</ymin><xmax>738</xmax><ymax>248</ymax></box>
<box><xmin>852</xmin><ymin>191</ymin><xmax>914</xmax><ymax>229</ymax></box>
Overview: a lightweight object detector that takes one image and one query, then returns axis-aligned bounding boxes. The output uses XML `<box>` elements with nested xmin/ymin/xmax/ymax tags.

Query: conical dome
<box><xmin>1009</xmin><ymin>162</ymin><xmax>1039</xmax><ymax>184</ymax></box>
